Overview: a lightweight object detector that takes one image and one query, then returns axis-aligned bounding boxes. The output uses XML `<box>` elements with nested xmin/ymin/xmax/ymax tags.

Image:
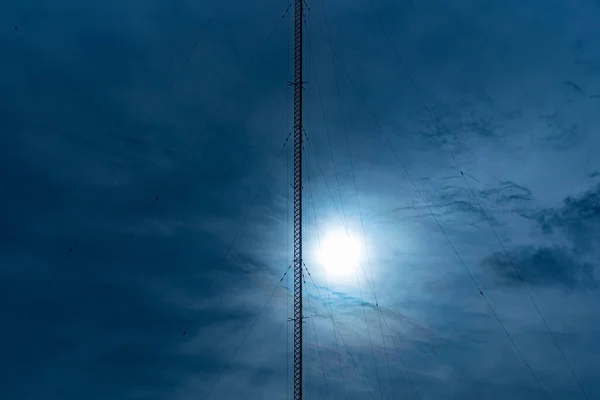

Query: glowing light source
<box><xmin>318</xmin><ymin>230</ymin><xmax>362</xmax><ymax>279</ymax></box>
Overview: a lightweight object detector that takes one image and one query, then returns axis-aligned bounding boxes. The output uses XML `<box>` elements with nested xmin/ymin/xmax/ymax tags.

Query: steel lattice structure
<box><xmin>292</xmin><ymin>0</ymin><xmax>304</xmax><ymax>398</ymax></box>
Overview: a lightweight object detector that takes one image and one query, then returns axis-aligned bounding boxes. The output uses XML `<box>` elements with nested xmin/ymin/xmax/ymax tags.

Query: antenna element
<box><xmin>292</xmin><ymin>0</ymin><xmax>304</xmax><ymax>398</ymax></box>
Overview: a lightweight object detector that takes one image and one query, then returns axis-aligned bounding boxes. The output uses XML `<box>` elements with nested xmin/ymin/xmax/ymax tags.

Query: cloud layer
<box><xmin>1</xmin><ymin>0</ymin><xmax>600</xmax><ymax>399</ymax></box>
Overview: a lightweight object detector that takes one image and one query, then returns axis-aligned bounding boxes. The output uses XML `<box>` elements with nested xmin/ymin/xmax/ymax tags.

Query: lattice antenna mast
<box><xmin>292</xmin><ymin>0</ymin><xmax>304</xmax><ymax>398</ymax></box>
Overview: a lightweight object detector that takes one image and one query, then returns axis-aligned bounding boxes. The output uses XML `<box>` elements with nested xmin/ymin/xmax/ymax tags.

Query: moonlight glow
<box><xmin>318</xmin><ymin>230</ymin><xmax>362</xmax><ymax>279</ymax></box>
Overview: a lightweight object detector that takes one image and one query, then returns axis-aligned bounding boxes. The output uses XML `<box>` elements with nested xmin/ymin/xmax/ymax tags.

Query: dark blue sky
<box><xmin>2</xmin><ymin>0</ymin><xmax>600</xmax><ymax>399</ymax></box>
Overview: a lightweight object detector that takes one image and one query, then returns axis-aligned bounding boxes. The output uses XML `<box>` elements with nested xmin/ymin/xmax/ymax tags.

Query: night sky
<box><xmin>2</xmin><ymin>0</ymin><xmax>600</xmax><ymax>399</ymax></box>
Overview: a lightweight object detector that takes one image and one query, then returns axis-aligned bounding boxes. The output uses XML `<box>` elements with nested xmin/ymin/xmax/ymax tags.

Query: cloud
<box><xmin>481</xmin><ymin>246</ymin><xmax>597</xmax><ymax>290</ymax></box>
<box><xmin>3</xmin><ymin>0</ymin><xmax>600</xmax><ymax>399</ymax></box>
<box><xmin>480</xmin><ymin>180</ymin><xmax>534</xmax><ymax>205</ymax></box>
<box><xmin>0</xmin><ymin>268</ymin><xmax>191</xmax><ymax>400</ymax></box>
<box><xmin>536</xmin><ymin>183</ymin><xmax>600</xmax><ymax>251</ymax></box>
<box><xmin>563</xmin><ymin>80</ymin><xmax>584</xmax><ymax>93</ymax></box>
<box><xmin>540</xmin><ymin>110</ymin><xmax>583</xmax><ymax>148</ymax></box>
<box><xmin>479</xmin><ymin>183</ymin><xmax>600</xmax><ymax>290</ymax></box>
<box><xmin>385</xmin><ymin>178</ymin><xmax>534</xmax><ymax>231</ymax></box>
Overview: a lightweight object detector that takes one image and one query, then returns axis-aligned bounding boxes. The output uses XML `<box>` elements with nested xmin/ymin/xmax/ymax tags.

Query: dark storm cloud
<box><xmin>481</xmin><ymin>246</ymin><xmax>597</xmax><ymax>290</ymax></box>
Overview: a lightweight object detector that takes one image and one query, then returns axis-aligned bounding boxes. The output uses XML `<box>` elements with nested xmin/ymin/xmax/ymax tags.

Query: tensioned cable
<box><xmin>302</xmin><ymin>7</ymin><xmax>431</xmax><ymax>400</ymax></box>
<box><xmin>306</xmin><ymin>133</ymin><xmax>422</xmax><ymax>400</ymax></box>
<box><xmin>303</xmin><ymin>130</ymin><xmax>346</xmax><ymax>229</ymax></box>
<box><xmin>303</xmin><ymin>270</ymin><xmax>330</xmax><ymax>398</ymax></box>
<box><xmin>304</xmin><ymin>15</ymin><xmax>347</xmax><ymax>225</ymax></box>
<box><xmin>306</xmin><ymin>151</ymin><xmax>349</xmax><ymax>399</ymax></box>
<box><xmin>378</xmin><ymin>307</ymin><xmax>421</xmax><ymax>400</ymax></box>
<box><xmin>351</xmin><ymin>239</ymin><xmax>385</xmax><ymax>400</ymax></box>
<box><xmin>202</xmin><ymin>264</ymin><xmax>292</xmax><ymax>399</ymax></box>
<box><xmin>307</xmin><ymin>11</ymin><xmax>395</xmax><ymax>397</ymax></box>
<box><xmin>304</xmin><ymin>5</ymin><xmax>468</xmax><ymax>400</ymax></box>
<box><xmin>304</xmin><ymin>126</ymin><xmax>422</xmax><ymax>399</ymax></box>
<box><xmin>303</xmin><ymin>130</ymin><xmax>379</xmax><ymax>297</ymax></box>
<box><xmin>303</xmin><ymin>263</ymin><xmax>376</xmax><ymax>400</ymax></box>
<box><xmin>306</xmin><ymin>86</ymin><xmax>423</xmax><ymax>400</ymax></box>
<box><xmin>303</xmin><ymin>8</ymin><xmax>550</xmax><ymax>399</ymax></box>
<box><xmin>363</xmin><ymin>2</ymin><xmax>588</xmax><ymax>398</ymax></box>
<box><xmin>314</xmin><ymin>3</ymin><xmax>396</xmax><ymax>396</ymax></box>
<box><xmin>305</xmin><ymin>131</ymin><xmax>385</xmax><ymax>399</ymax></box>
<box><xmin>304</xmin><ymin>16</ymin><xmax>386</xmax><ymax>400</ymax></box>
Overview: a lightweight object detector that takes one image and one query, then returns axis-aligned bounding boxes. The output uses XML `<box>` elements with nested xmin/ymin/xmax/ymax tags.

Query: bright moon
<box><xmin>318</xmin><ymin>230</ymin><xmax>362</xmax><ymax>278</ymax></box>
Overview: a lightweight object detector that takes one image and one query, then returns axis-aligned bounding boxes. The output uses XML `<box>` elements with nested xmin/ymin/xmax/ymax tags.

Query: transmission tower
<box><xmin>292</xmin><ymin>0</ymin><xmax>304</xmax><ymax>399</ymax></box>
